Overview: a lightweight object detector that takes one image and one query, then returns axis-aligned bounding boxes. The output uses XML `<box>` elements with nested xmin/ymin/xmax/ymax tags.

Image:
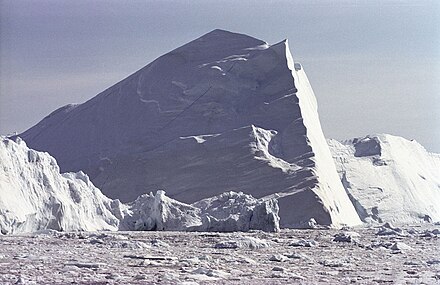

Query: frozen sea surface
<box><xmin>1</xmin><ymin>225</ymin><xmax>439</xmax><ymax>284</ymax></box>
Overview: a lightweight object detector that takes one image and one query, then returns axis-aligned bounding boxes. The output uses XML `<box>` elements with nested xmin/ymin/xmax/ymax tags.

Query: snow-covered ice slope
<box><xmin>0</xmin><ymin>137</ymin><xmax>123</xmax><ymax>234</ymax></box>
<box><xmin>19</xmin><ymin>29</ymin><xmax>361</xmax><ymax>228</ymax></box>
<box><xmin>328</xmin><ymin>134</ymin><xmax>440</xmax><ymax>224</ymax></box>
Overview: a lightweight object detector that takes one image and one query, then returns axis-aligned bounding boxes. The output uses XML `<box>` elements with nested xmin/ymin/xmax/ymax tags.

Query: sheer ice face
<box><xmin>19</xmin><ymin>29</ymin><xmax>361</xmax><ymax>228</ymax></box>
<box><xmin>329</xmin><ymin>134</ymin><xmax>440</xmax><ymax>224</ymax></box>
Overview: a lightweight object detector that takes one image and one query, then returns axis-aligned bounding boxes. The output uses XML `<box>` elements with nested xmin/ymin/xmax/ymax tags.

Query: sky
<box><xmin>1</xmin><ymin>0</ymin><xmax>439</xmax><ymax>152</ymax></box>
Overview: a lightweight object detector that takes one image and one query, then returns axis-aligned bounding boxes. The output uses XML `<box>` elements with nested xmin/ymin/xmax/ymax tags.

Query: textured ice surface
<box><xmin>19</xmin><ymin>29</ymin><xmax>361</xmax><ymax>228</ymax></box>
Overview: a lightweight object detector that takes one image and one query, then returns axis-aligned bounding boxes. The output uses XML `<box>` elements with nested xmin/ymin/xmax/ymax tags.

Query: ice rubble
<box><xmin>0</xmin><ymin>137</ymin><xmax>279</xmax><ymax>234</ymax></box>
<box><xmin>193</xmin><ymin>191</ymin><xmax>280</xmax><ymax>232</ymax></box>
<box><xmin>19</xmin><ymin>29</ymin><xmax>361</xmax><ymax>228</ymax></box>
<box><xmin>328</xmin><ymin>134</ymin><xmax>440</xmax><ymax>224</ymax></box>
<box><xmin>123</xmin><ymin>190</ymin><xmax>280</xmax><ymax>232</ymax></box>
<box><xmin>123</xmin><ymin>190</ymin><xmax>201</xmax><ymax>231</ymax></box>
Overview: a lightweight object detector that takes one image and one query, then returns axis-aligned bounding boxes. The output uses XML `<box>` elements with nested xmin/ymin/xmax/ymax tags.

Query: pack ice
<box><xmin>329</xmin><ymin>134</ymin><xmax>440</xmax><ymax>224</ymax></box>
<box><xmin>0</xmin><ymin>137</ymin><xmax>279</xmax><ymax>234</ymax></box>
<box><xmin>19</xmin><ymin>29</ymin><xmax>361</xmax><ymax>228</ymax></box>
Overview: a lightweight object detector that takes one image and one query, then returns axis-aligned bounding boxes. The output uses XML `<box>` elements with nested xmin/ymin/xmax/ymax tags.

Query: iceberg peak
<box><xmin>19</xmin><ymin>30</ymin><xmax>361</xmax><ymax>228</ymax></box>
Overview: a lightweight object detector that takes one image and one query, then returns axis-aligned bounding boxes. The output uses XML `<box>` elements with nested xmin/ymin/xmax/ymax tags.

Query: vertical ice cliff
<box><xmin>0</xmin><ymin>137</ymin><xmax>123</xmax><ymax>234</ymax></box>
<box><xmin>18</xmin><ymin>29</ymin><xmax>361</xmax><ymax>228</ymax></box>
<box><xmin>329</xmin><ymin>134</ymin><xmax>440</xmax><ymax>224</ymax></box>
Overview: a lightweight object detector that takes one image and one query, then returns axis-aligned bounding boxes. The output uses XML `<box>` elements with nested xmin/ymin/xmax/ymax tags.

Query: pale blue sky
<box><xmin>1</xmin><ymin>0</ymin><xmax>439</xmax><ymax>151</ymax></box>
